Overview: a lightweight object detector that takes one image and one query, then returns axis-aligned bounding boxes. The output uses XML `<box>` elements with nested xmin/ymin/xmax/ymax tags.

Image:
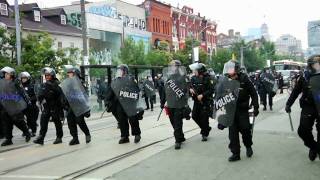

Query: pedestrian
<box><xmin>278</xmin><ymin>72</ymin><xmax>284</xmax><ymax>94</ymax></box>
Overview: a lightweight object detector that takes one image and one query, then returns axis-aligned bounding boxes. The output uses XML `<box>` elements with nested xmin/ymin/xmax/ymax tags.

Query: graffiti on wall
<box><xmin>90</xmin><ymin>49</ymin><xmax>112</xmax><ymax>65</ymax></box>
<box><xmin>67</xmin><ymin>13</ymin><xmax>82</xmax><ymax>28</ymax></box>
<box><xmin>88</xmin><ymin>4</ymin><xmax>146</xmax><ymax>30</ymax></box>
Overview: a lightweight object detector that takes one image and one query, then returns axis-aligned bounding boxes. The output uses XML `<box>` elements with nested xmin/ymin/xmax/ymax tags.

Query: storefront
<box><xmin>63</xmin><ymin>0</ymin><xmax>151</xmax><ymax>65</ymax></box>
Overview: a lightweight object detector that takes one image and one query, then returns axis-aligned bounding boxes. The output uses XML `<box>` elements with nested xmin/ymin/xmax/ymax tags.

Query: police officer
<box><xmin>278</xmin><ymin>72</ymin><xmax>284</xmax><ymax>94</ymax></box>
<box><xmin>33</xmin><ymin>67</ymin><xmax>64</xmax><ymax>145</ymax></box>
<box><xmin>260</xmin><ymin>67</ymin><xmax>274</xmax><ymax>111</ymax></box>
<box><xmin>156</xmin><ymin>74</ymin><xmax>166</xmax><ymax>109</ymax></box>
<box><xmin>0</xmin><ymin>67</ymin><xmax>31</xmax><ymax>146</ymax></box>
<box><xmin>189</xmin><ymin>63</ymin><xmax>215</xmax><ymax>141</ymax></box>
<box><xmin>143</xmin><ymin>76</ymin><xmax>155</xmax><ymax>111</ymax></box>
<box><xmin>285</xmin><ymin>55</ymin><xmax>320</xmax><ymax>161</ymax></box>
<box><xmin>105</xmin><ymin>64</ymin><xmax>142</xmax><ymax>144</ymax></box>
<box><xmin>160</xmin><ymin>60</ymin><xmax>190</xmax><ymax>150</ymax></box>
<box><xmin>219</xmin><ymin>60</ymin><xmax>259</xmax><ymax>162</ymax></box>
<box><xmin>20</xmin><ymin>72</ymin><xmax>39</xmax><ymax>137</ymax></box>
<box><xmin>63</xmin><ymin>66</ymin><xmax>91</xmax><ymax>145</ymax></box>
<box><xmin>0</xmin><ymin>72</ymin><xmax>3</xmax><ymax>140</ymax></box>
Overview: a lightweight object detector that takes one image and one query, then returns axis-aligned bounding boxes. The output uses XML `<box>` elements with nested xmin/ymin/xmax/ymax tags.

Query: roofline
<box><xmin>6</xmin><ymin>25</ymin><xmax>82</xmax><ymax>37</ymax></box>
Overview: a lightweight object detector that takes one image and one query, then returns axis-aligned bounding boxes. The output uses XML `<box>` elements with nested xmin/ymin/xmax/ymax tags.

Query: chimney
<box><xmin>228</xmin><ymin>29</ymin><xmax>234</xmax><ymax>37</ymax></box>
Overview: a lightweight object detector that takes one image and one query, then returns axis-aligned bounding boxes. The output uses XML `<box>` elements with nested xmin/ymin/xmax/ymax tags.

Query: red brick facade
<box><xmin>141</xmin><ymin>0</ymin><xmax>172</xmax><ymax>48</ymax></box>
<box><xmin>172</xmin><ymin>6</ymin><xmax>217</xmax><ymax>54</ymax></box>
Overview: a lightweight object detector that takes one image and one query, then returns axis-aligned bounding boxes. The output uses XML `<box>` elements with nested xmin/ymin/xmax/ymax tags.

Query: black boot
<box><xmin>270</xmin><ymin>106</ymin><xmax>273</xmax><ymax>111</ymax></box>
<box><xmin>246</xmin><ymin>147</ymin><xmax>253</xmax><ymax>158</ymax></box>
<box><xmin>85</xmin><ymin>135</ymin><xmax>91</xmax><ymax>144</ymax></box>
<box><xmin>228</xmin><ymin>154</ymin><xmax>241</xmax><ymax>162</ymax></box>
<box><xmin>1</xmin><ymin>139</ymin><xmax>13</xmax><ymax>146</ymax></box>
<box><xmin>31</xmin><ymin>132</ymin><xmax>36</xmax><ymax>137</ymax></box>
<box><xmin>25</xmin><ymin>133</ymin><xmax>31</xmax><ymax>143</ymax></box>
<box><xmin>53</xmin><ymin>138</ymin><xmax>62</xmax><ymax>144</ymax></box>
<box><xmin>33</xmin><ymin>136</ymin><xmax>44</xmax><ymax>145</ymax></box>
<box><xmin>119</xmin><ymin>137</ymin><xmax>129</xmax><ymax>144</ymax></box>
<box><xmin>263</xmin><ymin>106</ymin><xmax>267</xmax><ymax>111</ymax></box>
<box><xmin>134</xmin><ymin>135</ymin><xmax>141</xmax><ymax>143</ymax></box>
<box><xmin>175</xmin><ymin>142</ymin><xmax>181</xmax><ymax>150</ymax></box>
<box><xmin>309</xmin><ymin>149</ymin><xmax>317</xmax><ymax>161</ymax></box>
<box><xmin>69</xmin><ymin>138</ymin><xmax>80</xmax><ymax>146</ymax></box>
<box><xmin>202</xmin><ymin>135</ymin><xmax>208</xmax><ymax>142</ymax></box>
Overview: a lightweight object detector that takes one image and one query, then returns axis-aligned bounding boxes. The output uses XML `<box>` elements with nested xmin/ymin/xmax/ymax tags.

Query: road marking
<box><xmin>0</xmin><ymin>175</ymin><xmax>59</xmax><ymax>179</ymax></box>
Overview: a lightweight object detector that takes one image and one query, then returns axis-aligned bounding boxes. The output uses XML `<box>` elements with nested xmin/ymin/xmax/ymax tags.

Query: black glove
<box><xmin>254</xmin><ymin>108</ymin><xmax>259</xmax><ymax>117</ymax></box>
<box><xmin>285</xmin><ymin>105</ymin><xmax>291</xmax><ymax>113</ymax></box>
<box><xmin>160</xmin><ymin>104</ymin><xmax>164</xmax><ymax>109</ymax></box>
<box><xmin>217</xmin><ymin>123</ymin><xmax>225</xmax><ymax>130</ymax></box>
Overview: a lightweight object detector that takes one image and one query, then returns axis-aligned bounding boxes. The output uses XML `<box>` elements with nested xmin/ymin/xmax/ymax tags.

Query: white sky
<box><xmin>7</xmin><ymin>0</ymin><xmax>320</xmax><ymax>49</ymax></box>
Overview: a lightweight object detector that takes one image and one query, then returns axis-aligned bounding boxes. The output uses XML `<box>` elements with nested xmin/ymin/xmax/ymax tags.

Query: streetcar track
<box><xmin>0</xmin><ymin>117</ymin><xmax>186</xmax><ymax>176</ymax></box>
<box><xmin>0</xmin><ymin>108</ymin><xmax>164</xmax><ymax>154</ymax></box>
<box><xmin>56</xmin><ymin>128</ymin><xmax>199</xmax><ymax>180</ymax></box>
<box><xmin>0</xmin><ymin>122</ymin><xmax>117</xmax><ymax>154</ymax></box>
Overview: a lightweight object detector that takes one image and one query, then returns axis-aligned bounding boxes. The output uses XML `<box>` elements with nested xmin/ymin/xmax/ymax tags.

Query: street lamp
<box><xmin>190</xmin><ymin>25</ymin><xmax>213</xmax><ymax>63</ymax></box>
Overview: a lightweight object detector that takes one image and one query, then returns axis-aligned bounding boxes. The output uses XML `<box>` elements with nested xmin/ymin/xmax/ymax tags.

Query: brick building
<box><xmin>140</xmin><ymin>0</ymin><xmax>172</xmax><ymax>49</ymax></box>
<box><xmin>171</xmin><ymin>6</ymin><xmax>217</xmax><ymax>54</ymax></box>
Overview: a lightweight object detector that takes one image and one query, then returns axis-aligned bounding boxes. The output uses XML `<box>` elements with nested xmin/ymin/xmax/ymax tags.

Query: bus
<box><xmin>273</xmin><ymin>59</ymin><xmax>306</xmax><ymax>71</ymax></box>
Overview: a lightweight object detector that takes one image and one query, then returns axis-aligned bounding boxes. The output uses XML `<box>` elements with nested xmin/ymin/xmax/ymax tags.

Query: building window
<box><xmin>34</xmin><ymin>10</ymin><xmax>41</xmax><ymax>22</ymax></box>
<box><xmin>0</xmin><ymin>3</ymin><xmax>8</xmax><ymax>16</ymax></box>
<box><xmin>152</xmin><ymin>18</ymin><xmax>156</xmax><ymax>32</ymax></box>
<box><xmin>61</xmin><ymin>15</ymin><xmax>67</xmax><ymax>25</ymax></box>
<box><xmin>58</xmin><ymin>42</ymin><xmax>62</xmax><ymax>49</ymax></box>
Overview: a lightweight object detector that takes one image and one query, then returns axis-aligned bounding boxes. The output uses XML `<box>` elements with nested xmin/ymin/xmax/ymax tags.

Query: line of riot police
<box><xmin>1</xmin><ymin>54</ymin><xmax>320</xmax><ymax>163</ymax></box>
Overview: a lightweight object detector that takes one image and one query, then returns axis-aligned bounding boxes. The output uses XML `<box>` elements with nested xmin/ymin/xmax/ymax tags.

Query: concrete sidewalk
<box><xmin>111</xmin><ymin>130</ymin><xmax>320</xmax><ymax>180</ymax></box>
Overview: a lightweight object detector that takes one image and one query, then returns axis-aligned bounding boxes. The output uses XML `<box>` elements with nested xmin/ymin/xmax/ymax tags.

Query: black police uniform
<box><xmin>229</xmin><ymin>73</ymin><xmax>259</xmax><ymax>155</ymax></box>
<box><xmin>286</xmin><ymin>74</ymin><xmax>320</xmax><ymax>157</ymax></box>
<box><xmin>157</xmin><ymin>77</ymin><xmax>166</xmax><ymax>107</ymax></box>
<box><xmin>161</xmin><ymin>73</ymin><xmax>189</xmax><ymax>147</ymax></box>
<box><xmin>1</xmin><ymin>79</ymin><xmax>31</xmax><ymax>146</ymax></box>
<box><xmin>64</xmin><ymin>79</ymin><xmax>91</xmax><ymax>145</ymax></box>
<box><xmin>190</xmin><ymin>74</ymin><xmax>214</xmax><ymax>138</ymax></box>
<box><xmin>22</xmin><ymin>80</ymin><xmax>39</xmax><ymax>135</ymax></box>
<box><xmin>105</xmin><ymin>75</ymin><xmax>141</xmax><ymax>142</ymax></box>
<box><xmin>36</xmin><ymin>78</ymin><xmax>64</xmax><ymax>142</ymax></box>
<box><xmin>260</xmin><ymin>74</ymin><xmax>274</xmax><ymax>110</ymax></box>
<box><xmin>0</xmin><ymin>113</ymin><xmax>4</xmax><ymax>139</ymax></box>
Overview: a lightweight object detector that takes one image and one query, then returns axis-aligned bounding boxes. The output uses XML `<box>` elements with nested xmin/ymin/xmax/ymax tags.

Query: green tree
<box><xmin>231</xmin><ymin>40</ymin><xmax>265</xmax><ymax>72</ymax></box>
<box><xmin>118</xmin><ymin>38</ymin><xmax>145</xmax><ymax>65</ymax></box>
<box><xmin>211</xmin><ymin>48</ymin><xmax>232</xmax><ymax>73</ymax></box>
<box><xmin>145</xmin><ymin>49</ymin><xmax>172</xmax><ymax>66</ymax></box>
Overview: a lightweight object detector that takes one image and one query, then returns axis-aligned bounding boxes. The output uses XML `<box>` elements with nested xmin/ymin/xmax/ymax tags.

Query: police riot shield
<box><xmin>162</xmin><ymin>66</ymin><xmax>189</xmax><ymax>108</ymax></box>
<box><xmin>261</xmin><ymin>73</ymin><xmax>277</xmax><ymax>94</ymax></box>
<box><xmin>60</xmin><ymin>77</ymin><xmax>90</xmax><ymax>117</ymax></box>
<box><xmin>0</xmin><ymin>79</ymin><xmax>27</xmax><ymax>116</ymax></box>
<box><xmin>111</xmin><ymin>76</ymin><xmax>145</xmax><ymax>117</ymax></box>
<box><xmin>143</xmin><ymin>80</ymin><xmax>156</xmax><ymax>98</ymax></box>
<box><xmin>310</xmin><ymin>74</ymin><xmax>320</xmax><ymax>116</ymax></box>
<box><xmin>213</xmin><ymin>76</ymin><xmax>240</xmax><ymax>127</ymax></box>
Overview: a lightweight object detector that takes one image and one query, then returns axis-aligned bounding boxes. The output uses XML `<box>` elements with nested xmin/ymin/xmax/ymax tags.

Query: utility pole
<box><xmin>14</xmin><ymin>0</ymin><xmax>21</xmax><ymax>65</ymax></box>
<box><xmin>80</xmin><ymin>0</ymin><xmax>88</xmax><ymax>65</ymax></box>
<box><xmin>240</xmin><ymin>46</ymin><xmax>244</xmax><ymax>67</ymax></box>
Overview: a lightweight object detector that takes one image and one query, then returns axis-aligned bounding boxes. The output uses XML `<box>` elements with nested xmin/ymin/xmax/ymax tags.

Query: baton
<box><xmin>157</xmin><ymin>108</ymin><xmax>164</xmax><ymax>121</ymax></box>
<box><xmin>288</xmin><ymin>113</ymin><xmax>294</xmax><ymax>132</ymax></box>
<box><xmin>249</xmin><ymin>108</ymin><xmax>255</xmax><ymax>135</ymax></box>
<box><xmin>100</xmin><ymin>108</ymin><xmax>107</xmax><ymax>119</ymax></box>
